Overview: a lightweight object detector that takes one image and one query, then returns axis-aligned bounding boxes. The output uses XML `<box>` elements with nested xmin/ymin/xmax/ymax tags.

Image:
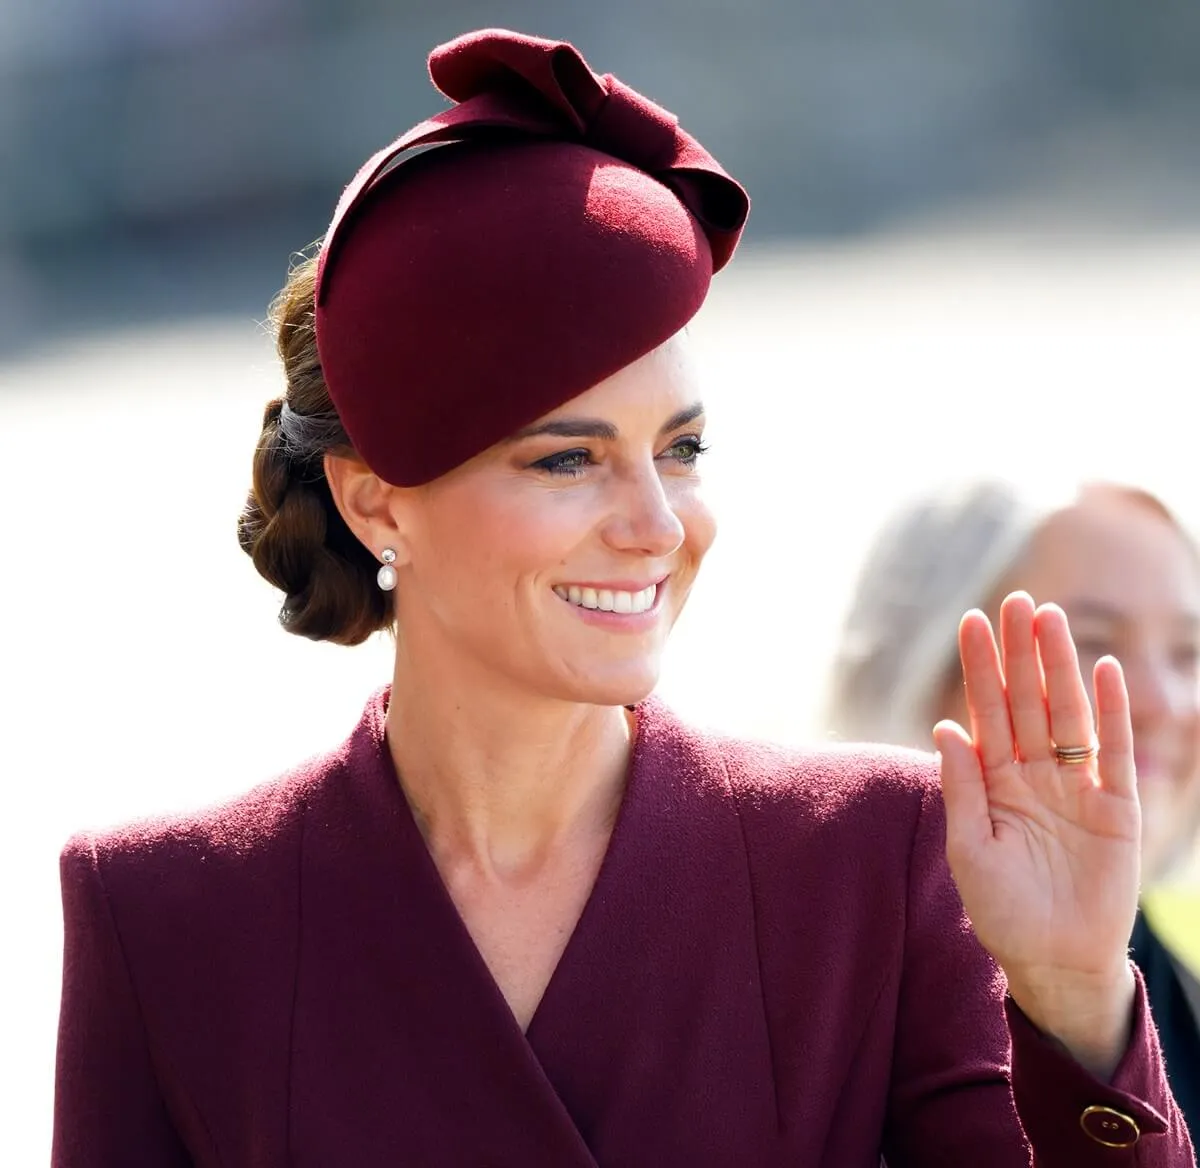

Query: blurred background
<box><xmin>4</xmin><ymin>2</ymin><xmax>1200</xmax><ymax>1160</ymax></box>
<box><xmin>4</xmin><ymin>0</ymin><xmax>1200</xmax><ymax>350</ymax></box>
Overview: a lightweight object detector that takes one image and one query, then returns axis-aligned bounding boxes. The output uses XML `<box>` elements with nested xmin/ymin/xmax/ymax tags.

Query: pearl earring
<box><xmin>376</xmin><ymin>548</ymin><xmax>397</xmax><ymax>592</ymax></box>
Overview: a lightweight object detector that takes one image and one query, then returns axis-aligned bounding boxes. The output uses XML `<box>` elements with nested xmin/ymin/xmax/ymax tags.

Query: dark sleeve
<box><xmin>53</xmin><ymin>834</ymin><xmax>192</xmax><ymax>1168</ymax></box>
<box><xmin>882</xmin><ymin>780</ymin><xmax>1196</xmax><ymax>1167</ymax></box>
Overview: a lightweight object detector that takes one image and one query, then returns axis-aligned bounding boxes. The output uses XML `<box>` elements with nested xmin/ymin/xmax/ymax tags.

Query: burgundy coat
<box><xmin>54</xmin><ymin>690</ymin><xmax>1196</xmax><ymax>1166</ymax></box>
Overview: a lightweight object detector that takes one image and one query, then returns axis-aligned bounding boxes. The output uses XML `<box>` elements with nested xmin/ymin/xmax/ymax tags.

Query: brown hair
<box><xmin>236</xmin><ymin>254</ymin><xmax>394</xmax><ymax>645</ymax></box>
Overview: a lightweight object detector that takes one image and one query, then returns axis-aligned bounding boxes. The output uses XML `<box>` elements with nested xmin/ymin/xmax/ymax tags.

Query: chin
<box><xmin>550</xmin><ymin>657</ymin><xmax>662</xmax><ymax>709</ymax></box>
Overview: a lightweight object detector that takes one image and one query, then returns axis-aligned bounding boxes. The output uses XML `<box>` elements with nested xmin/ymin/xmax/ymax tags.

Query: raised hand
<box><xmin>934</xmin><ymin>591</ymin><xmax>1140</xmax><ymax>1076</ymax></box>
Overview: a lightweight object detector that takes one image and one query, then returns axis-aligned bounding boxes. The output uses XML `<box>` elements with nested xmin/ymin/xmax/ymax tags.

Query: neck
<box><xmin>385</xmin><ymin>648</ymin><xmax>635</xmax><ymax>882</ymax></box>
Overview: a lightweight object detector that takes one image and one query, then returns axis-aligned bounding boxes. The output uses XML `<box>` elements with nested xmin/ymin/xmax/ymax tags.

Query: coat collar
<box><xmin>287</xmin><ymin>688</ymin><xmax>776</xmax><ymax>1164</ymax></box>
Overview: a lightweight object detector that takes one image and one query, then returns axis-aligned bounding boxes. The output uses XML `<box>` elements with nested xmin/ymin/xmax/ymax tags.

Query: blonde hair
<box><xmin>823</xmin><ymin>478</ymin><xmax>1069</xmax><ymax>747</ymax></box>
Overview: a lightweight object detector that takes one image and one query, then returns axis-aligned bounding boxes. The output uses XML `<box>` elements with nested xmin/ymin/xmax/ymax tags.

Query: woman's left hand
<box><xmin>935</xmin><ymin>591</ymin><xmax>1140</xmax><ymax>1076</ymax></box>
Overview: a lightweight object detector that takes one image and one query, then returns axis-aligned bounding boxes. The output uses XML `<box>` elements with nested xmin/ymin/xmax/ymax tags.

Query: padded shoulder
<box><xmin>679</xmin><ymin>718</ymin><xmax>940</xmax><ymax>836</ymax></box>
<box><xmin>59</xmin><ymin>737</ymin><xmax>353</xmax><ymax>947</ymax></box>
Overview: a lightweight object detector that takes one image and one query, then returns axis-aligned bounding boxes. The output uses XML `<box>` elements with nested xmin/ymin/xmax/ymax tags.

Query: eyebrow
<box><xmin>1063</xmin><ymin>600</ymin><xmax>1125</xmax><ymax>622</ymax></box>
<box><xmin>1064</xmin><ymin>599</ymin><xmax>1200</xmax><ymax>629</ymax></box>
<box><xmin>507</xmin><ymin>402</ymin><xmax>705</xmax><ymax>443</ymax></box>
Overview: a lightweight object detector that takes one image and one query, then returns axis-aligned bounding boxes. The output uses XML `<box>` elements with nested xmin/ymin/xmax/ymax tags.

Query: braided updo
<box><xmin>237</xmin><ymin>255</ymin><xmax>394</xmax><ymax>645</ymax></box>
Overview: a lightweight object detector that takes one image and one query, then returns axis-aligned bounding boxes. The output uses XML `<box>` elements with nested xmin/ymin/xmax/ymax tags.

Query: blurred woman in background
<box><xmin>826</xmin><ymin>477</ymin><xmax>1200</xmax><ymax>1137</ymax></box>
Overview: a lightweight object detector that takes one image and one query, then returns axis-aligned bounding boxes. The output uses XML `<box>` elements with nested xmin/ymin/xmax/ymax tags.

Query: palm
<box><xmin>936</xmin><ymin>594</ymin><xmax>1141</xmax><ymax>983</ymax></box>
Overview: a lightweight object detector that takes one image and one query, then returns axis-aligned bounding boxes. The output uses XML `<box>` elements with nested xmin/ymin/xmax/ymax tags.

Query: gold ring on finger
<box><xmin>1053</xmin><ymin>742</ymin><xmax>1098</xmax><ymax>765</ymax></box>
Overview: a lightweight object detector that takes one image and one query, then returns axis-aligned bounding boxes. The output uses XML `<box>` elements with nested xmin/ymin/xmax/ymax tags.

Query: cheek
<box><xmin>1175</xmin><ymin>695</ymin><xmax>1200</xmax><ymax>762</ymax></box>
<box><xmin>419</xmin><ymin>488</ymin><xmax>584</xmax><ymax>589</ymax></box>
<box><xmin>674</xmin><ymin>485</ymin><xmax>717</xmax><ymax>562</ymax></box>
<box><xmin>1171</xmin><ymin>666</ymin><xmax>1200</xmax><ymax>713</ymax></box>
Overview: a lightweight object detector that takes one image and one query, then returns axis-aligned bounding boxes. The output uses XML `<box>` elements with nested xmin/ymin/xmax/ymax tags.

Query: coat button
<box><xmin>1080</xmin><ymin>1105</ymin><xmax>1141</xmax><ymax>1148</ymax></box>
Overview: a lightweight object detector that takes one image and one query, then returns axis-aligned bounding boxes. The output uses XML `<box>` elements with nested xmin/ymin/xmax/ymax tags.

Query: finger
<box><xmin>934</xmin><ymin>720</ymin><xmax>995</xmax><ymax>858</ymax></box>
<box><xmin>1094</xmin><ymin>656</ymin><xmax>1137</xmax><ymax>799</ymax></box>
<box><xmin>999</xmin><ymin>592</ymin><xmax>1052</xmax><ymax>763</ymax></box>
<box><xmin>1034</xmin><ymin>604</ymin><xmax>1097</xmax><ymax>754</ymax></box>
<box><xmin>959</xmin><ymin>610</ymin><xmax>1016</xmax><ymax>772</ymax></box>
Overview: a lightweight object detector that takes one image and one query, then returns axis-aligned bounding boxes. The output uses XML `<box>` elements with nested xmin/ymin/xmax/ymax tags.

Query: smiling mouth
<box><xmin>553</xmin><ymin>583</ymin><xmax>658</xmax><ymax>614</ymax></box>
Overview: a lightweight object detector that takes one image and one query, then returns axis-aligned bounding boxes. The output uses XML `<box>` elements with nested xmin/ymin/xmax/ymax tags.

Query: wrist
<box><xmin>1006</xmin><ymin>961</ymin><xmax>1137</xmax><ymax>1081</ymax></box>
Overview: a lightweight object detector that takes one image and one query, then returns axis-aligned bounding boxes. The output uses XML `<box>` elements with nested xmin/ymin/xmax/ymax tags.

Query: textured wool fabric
<box><xmin>312</xmin><ymin>28</ymin><xmax>749</xmax><ymax>486</ymax></box>
<box><xmin>53</xmin><ymin>691</ymin><xmax>1195</xmax><ymax>1166</ymax></box>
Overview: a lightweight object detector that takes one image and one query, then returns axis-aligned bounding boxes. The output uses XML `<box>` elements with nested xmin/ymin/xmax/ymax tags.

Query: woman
<box><xmin>53</xmin><ymin>30</ymin><xmax>1194</xmax><ymax>1167</ymax></box>
<box><xmin>826</xmin><ymin>477</ymin><xmax>1200</xmax><ymax>1141</ymax></box>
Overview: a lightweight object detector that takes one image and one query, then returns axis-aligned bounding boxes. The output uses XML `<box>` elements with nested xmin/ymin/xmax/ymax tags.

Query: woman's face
<box><xmin>943</xmin><ymin>488</ymin><xmax>1200</xmax><ymax>878</ymax></box>
<box><xmin>389</xmin><ymin>333</ymin><xmax>715</xmax><ymax>707</ymax></box>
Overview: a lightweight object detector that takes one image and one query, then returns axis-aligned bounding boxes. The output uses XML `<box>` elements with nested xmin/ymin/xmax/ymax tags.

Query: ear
<box><xmin>323</xmin><ymin>452</ymin><xmax>413</xmax><ymax>565</ymax></box>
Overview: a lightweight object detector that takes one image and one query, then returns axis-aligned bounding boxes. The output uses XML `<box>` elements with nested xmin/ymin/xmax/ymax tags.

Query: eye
<box><xmin>1071</xmin><ymin>636</ymin><xmax>1116</xmax><ymax>663</ymax></box>
<box><xmin>532</xmin><ymin>448</ymin><xmax>593</xmax><ymax>477</ymax></box>
<box><xmin>661</xmin><ymin>435</ymin><xmax>709</xmax><ymax>467</ymax></box>
<box><xmin>1171</xmin><ymin>643</ymin><xmax>1200</xmax><ymax>672</ymax></box>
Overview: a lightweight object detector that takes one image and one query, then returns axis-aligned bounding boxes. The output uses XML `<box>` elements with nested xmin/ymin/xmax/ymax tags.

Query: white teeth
<box><xmin>555</xmin><ymin>583</ymin><xmax>659</xmax><ymax>614</ymax></box>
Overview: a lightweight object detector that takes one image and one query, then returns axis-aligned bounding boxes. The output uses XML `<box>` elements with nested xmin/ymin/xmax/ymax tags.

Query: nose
<box><xmin>600</xmin><ymin>461</ymin><xmax>686</xmax><ymax>558</ymax></box>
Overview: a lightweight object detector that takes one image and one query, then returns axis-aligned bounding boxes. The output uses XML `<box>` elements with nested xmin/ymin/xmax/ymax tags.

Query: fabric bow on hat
<box><xmin>317</xmin><ymin>28</ymin><xmax>748</xmax><ymax>303</ymax></box>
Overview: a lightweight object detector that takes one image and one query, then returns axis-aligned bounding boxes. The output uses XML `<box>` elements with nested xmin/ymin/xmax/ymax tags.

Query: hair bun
<box><xmin>238</xmin><ymin>259</ymin><xmax>392</xmax><ymax>645</ymax></box>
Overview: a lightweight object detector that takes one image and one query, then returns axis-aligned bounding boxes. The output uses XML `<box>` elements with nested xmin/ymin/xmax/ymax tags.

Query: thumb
<box><xmin>934</xmin><ymin>719</ymin><xmax>993</xmax><ymax>861</ymax></box>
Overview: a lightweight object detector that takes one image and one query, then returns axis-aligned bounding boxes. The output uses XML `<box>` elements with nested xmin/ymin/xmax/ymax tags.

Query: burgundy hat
<box><xmin>313</xmin><ymin>28</ymin><xmax>749</xmax><ymax>486</ymax></box>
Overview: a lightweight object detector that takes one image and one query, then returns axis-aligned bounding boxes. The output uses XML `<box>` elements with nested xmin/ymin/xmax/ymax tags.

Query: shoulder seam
<box><xmin>90</xmin><ymin>835</ymin><xmax>225</xmax><ymax>1165</ymax></box>
<box><xmin>899</xmin><ymin>775</ymin><xmax>937</xmax><ymax>1000</ymax></box>
<box><xmin>719</xmin><ymin>747</ymin><xmax>783</xmax><ymax>1130</ymax></box>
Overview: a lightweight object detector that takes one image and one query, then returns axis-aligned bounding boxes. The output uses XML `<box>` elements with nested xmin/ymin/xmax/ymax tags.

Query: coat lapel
<box><xmin>288</xmin><ymin>689</ymin><xmax>598</xmax><ymax>1167</ymax></box>
<box><xmin>526</xmin><ymin>698</ymin><xmax>778</xmax><ymax>1165</ymax></box>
